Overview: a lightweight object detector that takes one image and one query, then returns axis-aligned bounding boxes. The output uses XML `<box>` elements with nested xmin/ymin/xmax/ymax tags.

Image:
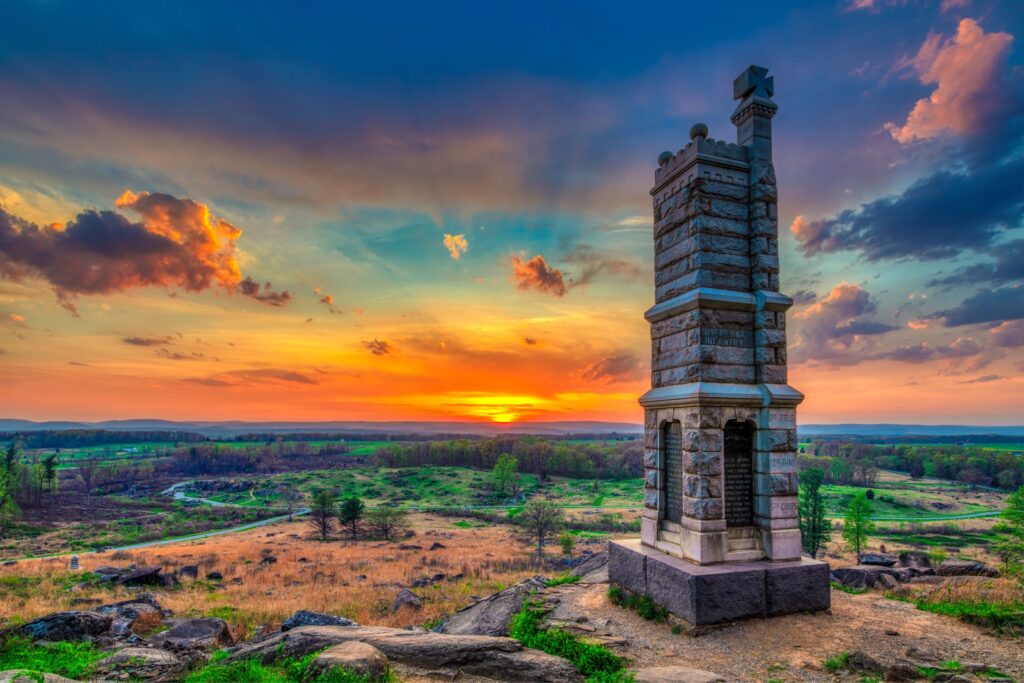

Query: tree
<box><xmin>492</xmin><ymin>454</ymin><xmax>519</xmax><ymax>499</ymax></box>
<box><xmin>337</xmin><ymin>496</ymin><xmax>365</xmax><ymax>541</ymax></box>
<box><xmin>559</xmin><ymin>531</ymin><xmax>576</xmax><ymax>559</ymax></box>
<box><xmin>308</xmin><ymin>490</ymin><xmax>336</xmax><ymax>541</ymax></box>
<box><xmin>281</xmin><ymin>486</ymin><xmax>302</xmax><ymax>521</ymax></box>
<box><xmin>77</xmin><ymin>457</ymin><xmax>102</xmax><ymax>509</ymax></box>
<box><xmin>517</xmin><ymin>499</ymin><xmax>564</xmax><ymax>558</ymax></box>
<box><xmin>798</xmin><ymin>467</ymin><xmax>831</xmax><ymax>559</ymax></box>
<box><xmin>367</xmin><ymin>507</ymin><xmax>409</xmax><ymax>541</ymax></box>
<box><xmin>842</xmin><ymin>492</ymin><xmax>875</xmax><ymax>557</ymax></box>
<box><xmin>993</xmin><ymin>485</ymin><xmax>1024</xmax><ymax>579</ymax></box>
<box><xmin>0</xmin><ymin>444</ymin><xmax>21</xmax><ymax>540</ymax></box>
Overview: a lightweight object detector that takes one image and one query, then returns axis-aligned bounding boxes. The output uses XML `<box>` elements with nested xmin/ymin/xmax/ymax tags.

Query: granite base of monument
<box><xmin>609</xmin><ymin>539</ymin><xmax>830</xmax><ymax>628</ymax></box>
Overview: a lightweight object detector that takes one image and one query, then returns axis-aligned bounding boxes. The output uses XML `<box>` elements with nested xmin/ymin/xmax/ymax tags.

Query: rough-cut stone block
<box><xmin>682</xmin><ymin>451</ymin><xmax>720</xmax><ymax>475</ymax></box>
<box><xmin>608</xmin><ymin>541</ymin><xmax>646</xmax><ymax>596</ymax></box>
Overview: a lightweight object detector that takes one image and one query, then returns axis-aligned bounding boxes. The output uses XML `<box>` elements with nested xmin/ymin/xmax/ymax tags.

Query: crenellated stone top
<box><xmin>653</xmin><ymin>135</ymin><xmax>749</xmax><ymax>192</ymax></box>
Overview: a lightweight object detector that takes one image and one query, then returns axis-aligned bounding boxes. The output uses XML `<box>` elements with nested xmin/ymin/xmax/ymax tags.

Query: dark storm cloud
<box><xmin>791</xmin><ymin>157</ymin><xmax>1024</xmax><ymax>262</ymax></box>
<box><xmin>931</xmin><ymin>285</ymin><xmax>1024</xmax><ymax>326</ymax></box>
<box><xmin>927</xmin><ymin>238</ymin><xmax>1024</xmax><ymax>287</ymax></box>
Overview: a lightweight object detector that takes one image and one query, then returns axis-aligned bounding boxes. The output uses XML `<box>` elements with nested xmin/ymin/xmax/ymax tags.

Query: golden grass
<box><xmin>0</xmin><ymin>515</ymin><xmax>546</xmax><ymax>640</ymax></box>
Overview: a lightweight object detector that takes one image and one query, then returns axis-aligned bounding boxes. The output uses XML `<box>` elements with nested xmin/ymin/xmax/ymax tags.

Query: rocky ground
<box><xmin>2</xmin><ymin>541</ymin><xmax>1022</xmax><ymax>681</ymax></box>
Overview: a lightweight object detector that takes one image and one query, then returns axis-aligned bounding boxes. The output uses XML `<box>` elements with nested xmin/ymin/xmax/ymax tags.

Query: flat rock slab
<box><xmin>0</xmin><ymin>672</ymin><xmax>79</xmax><ymax>683</ymax></box>
<box><xmin>95</xmin><ymin>647</ymin><xmax>187</xmax><ymax>679</ymax></box>
<box><xmin>223</xmin><ymin>625</ymin><xmax>582</xmax><ymax>682</ymax></box>
<box><xmin>634</xmin><ymin>666</ymin><xmax>726</xmax><ymax>683</ymax></box>
<box><xmin>440</xmin><ymin>577</ymin><xmax>548</xmax><ymax>636</ymax></box>
<box><xmin>609</xmin><ymin>539</ymin><xmax>829</xmax><ymax>626</ymax></box>
<box><xmin>311</xmin><ymin>641</ymin><xmax>389</xmax><ymax>680</ymax></box>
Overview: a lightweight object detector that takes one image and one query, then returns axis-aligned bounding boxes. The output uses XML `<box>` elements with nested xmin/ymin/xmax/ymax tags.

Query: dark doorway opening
<box><xmin>663</xmin><ymin>421</ymin><xmax>682</xmax><ymax>524</ymax></box>
<box><xmin>723</xmin><ymin>421</ymin><xmax>754</xmax><ymax>527</ymax></box>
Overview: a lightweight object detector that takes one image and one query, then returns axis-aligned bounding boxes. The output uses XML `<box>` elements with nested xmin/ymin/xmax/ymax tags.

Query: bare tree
<box><xmin>77</xmin><ymin>457</ymin><xmax>102</xmax><ymax>509</ymax></box>
<box><xmin>517</xmin><ymin>499</ymin><xmax>565</xmax><ymax>558</ymax></box>
<box><xmin>366</xmin><ymin>507</ymin><xmax>409</xmax><ymax>541</ymax></box>
<box><xmin>308</xmin><ymin>490</ymin><xmax>335</xmax><ymax>541</ymax></box>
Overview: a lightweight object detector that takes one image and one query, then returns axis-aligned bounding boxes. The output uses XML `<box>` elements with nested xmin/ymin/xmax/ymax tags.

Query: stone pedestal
<box><xmin>609</xmin><ymin>539</ymin><xmax>830</xmax><ymax>627</ymax></box>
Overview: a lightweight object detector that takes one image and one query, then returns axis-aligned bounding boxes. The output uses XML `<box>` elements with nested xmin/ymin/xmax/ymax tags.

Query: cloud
<box><xmin>580</xmin><ymin>352</ymin><xmax>646</xmax><ymax>383</ymax></box>
<box><xmin>792</xmin><ymin>283</ymin><xmax>898</xmax><ymax>364</ymax></box>
<box><xmin>990</xmin><ymin>320</ymin><xmax>1024</xmax><ymax>348</ymax></box>
<box><xmin>313</xmin><ymin>288</ymin><xmax>341</xmax><ymax>314</ymax></box>
<box><xmin>238</xmin><ymin>276</ymin><xmax>291</xmax><ymax>307</ymax></box>
<box><xmin>790</xmin><ymin>290</ymin><xmax>818</xmax><ymax>306</ymax></box>
<box><xmin>443</xmin><ymin>233</ymin><xmax>468</xmax><ymax>260</ymax></box>
<box><xmin>156</xmin><ymin>348</ymin><xmax>207</xmax><ymax>361</ymax></box>
<box><xmin>886</xmin><ymin>19</ymin><xmax>1014</xmax><ymax>144</ymax></box>
<box><xmin>931</xmin><ymin>285</ymin><xmax>1024</xmax><ymax>326</ymax></box>
<box><xmin>959</xmin><ymin>374</ymin><xmax>1002</xmax><ymax>384</ymax></box>
<box><xmin>511</xmin><ymin>255</ymin><xmax>567</xmax><ymax>296</ymax></box>
<box><xmin>875</xmin><ymin>336</ymin><xmax>983</xmax><ymax>364</ymax></box>
<box><xmin>926</xmin><ymin>238</ymin><xmax>1024</xmax><ymax>287</ymax></box>
<box><xmin>184</xmin><ymin>368</ymin><xmax>317</xmax><ymax>387</ymax></box>
<box><xmin>362</xmin><ymin>338</ymin><xmax>393</xmax><ymax>355</ymax></box>
<box><xmin>562</xmin><ymin>243</ymin><xmax>645</xmax><ymax>289</ymax></box>
<box><xmin>0</xmin><ymin>191</ymin><xmax>289</xmax><ymax>311</ymax></box>
<box><xmin>789</xmin><ymin>156</ymin><xmax>1024</xmax><ymax>262</ymax></box>
<box><xmin>122</xmin><ymin>335</ymin><xmax>174</xmax><ymax>346</ymax></box>
<box><xmin>523</xmin><ymin>337</ymin><xmax>538</xmax><ymax>345</ymax></box>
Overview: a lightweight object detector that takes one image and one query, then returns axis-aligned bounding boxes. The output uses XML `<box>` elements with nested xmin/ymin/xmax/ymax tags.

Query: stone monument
<box><xmin>608</xmin><ymin>65</ymin><xmax>830</xmax><ymax>627</ymax></box>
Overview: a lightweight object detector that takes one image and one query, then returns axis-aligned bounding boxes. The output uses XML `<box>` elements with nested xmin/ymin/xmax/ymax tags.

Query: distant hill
<box><xmin>0</xmin><ymin>419</ymin><xmax>644</xmax><ymax>438</ymax></box>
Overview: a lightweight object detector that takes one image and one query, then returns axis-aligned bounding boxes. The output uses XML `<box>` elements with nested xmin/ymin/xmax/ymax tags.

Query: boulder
<box><xmin>832</xmin><ymin>565</ymin><xmax>910</xmax><ymax>589</ymax></box>
<box><xmin>94</xmin><ymin>647</ymin><xmax>187</xmax><ymax>680</ymax></box>
<box><xmin>884</xmin><ymin>660</ymin><xmax>924</xmax><ymax>682</ymax></box>
<box><xmin>859</xmin><ymin>553</ymin><xmax>897</xmax><ymax>567</ymax></box>
<box><xmin>178</xmin><ymin>565</ymin><xmax>199</xmax><ymax>579</ymax></box>
<box><xmin>94</xmin><ymin>566</ymin><xmax>127</xmax><ymax>582</ymax></box>
<box><xmin>429</xmin><ymin>542</ymin><xmax>446</xmax><ymax>550</ymax></box>
<box><xmin>205</xmin><ymin>571</ymin><xmax>223</xmax><ymax>581</ymax></box>
<box><xmin>18</xmin><ymin>610</ymin><xmax>112</xmax><ymax>641</ymax></box>
<box><xmin>152</xmin><ymin>617</ymin><xmax>232</xmax><ymax>650</ymax></box>
<box><xmin>282</xmin><ymin>610</ymin><xmax>359</xmax><ymax>631</ymax></box>
<box><xmin>936</xmin><ymin>560</ymin><xmax>998</xmax><ymax>577</ymax></box>
<box><xmin>391</xmin><ymin>589</ymin><xmax>422</xmax><ymax>613</ymax></box>
<box><xmin>571</xmin><ymin>551</ymin><xmax>608</xmax><ymax>583</ymax></box>
<box><xmin>848</xmin><ymin>651</ymin><xmax>883</xmax><ymax>673</ymax></box>
<box><xmin>118</xmin><ymin>566</ymin><xmax>163</xmax><ymax>586</ymax></box>
<box><xmin>259</xmin><ymin>556</ymin><xmax>278</xmax><ymax>566</ymax></box>
<box><xmin>899</xmin><ymin>551</ymin><xmax>932</xmax><ymax>571</ymax></box>
<box><xmin>0</xmin><ymin>671</ymin><xmax>79</xmax><ymax>683</ymax></box>
<box><xmin>439</xmin><ymin>577</ymin><xmax>548</xmax><ymax>636</ymax></box>
<box><xmin>634</xmin><ymin>666</ymin><xmax>726</xmax><ymax>683</ymax></box>
<box><xmin>877</xmin><ymin>573</ymin><xmax>901</xmax><ymax>590</ymax></box>
<box><xmin>309</xmin><ymin>641</ymin><xmax>389</xmax><ymax>680</ymax></box>
<box><xmin>222</xmin><ymin>625</ymin><xmax>581</xmax><ymax>682</ymax></box>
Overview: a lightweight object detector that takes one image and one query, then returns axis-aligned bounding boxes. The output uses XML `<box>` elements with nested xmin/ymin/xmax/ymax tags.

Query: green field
<box><xmin>820</xmin><ymin>482</ymin><xmax>993</xmax><ymax>520</ymax></box>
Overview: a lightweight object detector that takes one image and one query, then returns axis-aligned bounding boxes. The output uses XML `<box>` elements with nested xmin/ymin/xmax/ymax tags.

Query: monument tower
<box><xmin>608</xmin><ymin>65</ymin><xmax>830</xmax><ymax>627</ymax></box>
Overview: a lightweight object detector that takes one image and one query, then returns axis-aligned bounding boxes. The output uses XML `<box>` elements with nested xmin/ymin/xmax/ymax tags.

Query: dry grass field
<box><xmin>0</xmin><ymin>514</ymin><xmax>564</xmax><ymax>640</ymax></box>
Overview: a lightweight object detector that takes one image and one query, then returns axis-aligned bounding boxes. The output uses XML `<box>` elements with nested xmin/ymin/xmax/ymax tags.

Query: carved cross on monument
<box><xmin>733</xmin><ymin>64</ymin><xmax>774</xmax><ymax>101</ymax></box>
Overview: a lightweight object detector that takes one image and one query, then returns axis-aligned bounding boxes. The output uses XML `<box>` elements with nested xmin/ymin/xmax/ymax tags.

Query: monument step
<box><xmin>657</xmin><ymin>529</ymin><xmax>680</xmax><ymax>545</ymax></box>
<box><xmin>654</xmin><ymin>539</ymin><xmax>681</xmax><ymax>555</ymax></box>
<box><xmin>724</xmin><ymin>549</ymin><xmax>765</xmax><ymax>562</ymax></box>
<box><xmin>727</xmin><ymin>537</ymin><xmax>759</xmax><ymax>551</ymax></box>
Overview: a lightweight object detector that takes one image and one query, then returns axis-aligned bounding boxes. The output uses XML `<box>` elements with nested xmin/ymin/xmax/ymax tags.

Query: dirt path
<box><xmin>542</xmin><ymin>578</ymin><xmax>1024</xmax><ymax>681</ymax></box>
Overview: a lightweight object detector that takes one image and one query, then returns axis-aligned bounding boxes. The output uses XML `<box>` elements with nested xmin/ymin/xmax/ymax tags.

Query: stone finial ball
<box><xmin>689</xmin><ymin>123</ymin><xmax>709</xmax><ymax>140</ymax></box>
<box><xmin>657</xmin><ymin>151</ymin><xmax>674</xmax><ymax>167</ymax></box>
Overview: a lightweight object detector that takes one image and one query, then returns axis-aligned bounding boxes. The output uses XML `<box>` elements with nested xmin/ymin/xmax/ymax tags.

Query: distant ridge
<box><xmin>0</xmin><ymin>419</ymin><xmax>644</xmax><ymax>438</ymax></box>
<box><xmin>2</xmin><ymin>419</ymin><xmax>1023</xmax><ymax>438</ymax></box>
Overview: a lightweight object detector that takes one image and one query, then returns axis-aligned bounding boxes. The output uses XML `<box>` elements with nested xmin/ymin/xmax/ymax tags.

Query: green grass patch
<box><xmin>830</xmin><ymin>580</ymin><xmax>869</xmax><ymax>595</ymax></box>
<box><xmin>0</xmin><ymin>635</ymin><xmax>107</xmax><ymax>680</ymax></box>
<box><xmin>823</xmin><ymin>651</ymin><xmax>850</xmax><ymax>673</ymax></box>
<box><xmin>545</xmin><ymin>574</ymin><xmax>581</xmax><ymax>588</ymax></box>
<box><xmin>509</xmin><ymin>601</ymin><xmax>628</xmax><ymax>682</ymax></box>
<box><xmin>886</xmin><ymin>593</ymin><xmax>1024</xmax><ymax>635</ymax></box>
<box><xmin>607</xmin><ymin>585</ymin><xmax>668</xmax><ymax>622</ymax></box>
<box><xmin>184</xmin><ymin>649</ymin><xmax>393</xmax><ymax>683</ymax></box>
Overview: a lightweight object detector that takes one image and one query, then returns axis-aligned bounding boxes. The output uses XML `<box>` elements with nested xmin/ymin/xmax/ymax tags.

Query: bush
<box><xmin>607</xmin><ymin>585</ymin><xmax>668</xmax><ymax>622</ymax></box>
<box><xmin>509</xmin><ymin>601</ymin><xmax>625</xmax><ymax>681</ymax></box>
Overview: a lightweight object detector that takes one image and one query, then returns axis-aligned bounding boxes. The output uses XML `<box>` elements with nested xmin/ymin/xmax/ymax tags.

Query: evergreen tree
<box><xmin>798</xmin><ymin>467</ymin><xmax>831</xmax><ymax>559</ymax></box>
<box><xmin>337</xmin><ymin>496</ymin><xmax>365</xmax><ymax>541</ymax></box>
<box><xmin>841</xmin><ymin>492</ymin><xmax>875</xmax><ymax>556</ymax></box>
<box><xmin>994</xmin><ymin>485</ymin><xmax>1024</xmax><ymax>580</ymax></box>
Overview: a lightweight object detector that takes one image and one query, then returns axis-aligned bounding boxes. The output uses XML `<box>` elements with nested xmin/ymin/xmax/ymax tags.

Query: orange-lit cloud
<box><xmin>886</xmin><ymin>18</ymin><xmax>1014</xmax><ymax>144</ymax></box>
<box><xmin>0</xmin><ymin>191</ymin><xmax>287</xmax><ymax>312</ymax></box>
<box><xmin>511</xmin><ymin>255</ymin><xmax>566</xmax><ymax>296</ymax></box>
<box><xmin>363</xmin><ymin>339</ymin><xmax>394</xmax><ymax>356</ymax></box>
<box><xmin>443</xmin><ymin>233</ymin><xmax>468</xmax><ymax>260</ymax></box>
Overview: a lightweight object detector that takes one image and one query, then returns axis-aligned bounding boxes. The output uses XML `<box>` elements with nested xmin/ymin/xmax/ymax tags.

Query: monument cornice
<box><xmin>651</xmin><ymin>148</ymin><xmax>750</xmax><ymax>196</ymax></box>
<box><xmin>637</xmin><ymin>382</ymin><xmax>804</xmax><ymax>409</ymax></box>
<box><xmin>644</xmin><ymin>287</ymin><xmax>793</xmax><ymax>323</ymax></box>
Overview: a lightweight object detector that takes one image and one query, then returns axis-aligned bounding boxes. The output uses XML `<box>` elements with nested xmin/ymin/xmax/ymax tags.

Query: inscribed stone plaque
<box><xmin>723</xmin><ymin>421</ymin><xmax>753</xmax><ymax>527</ymax></box>
<box><xmin>700</xmin><ymin>327</ymin><xmax>754</xmax><ymax>348</ymax></box>
<box><xmin>663</xmin><ymin>422</ymin><xmax>682</xmax><ymax>524</ymax></box>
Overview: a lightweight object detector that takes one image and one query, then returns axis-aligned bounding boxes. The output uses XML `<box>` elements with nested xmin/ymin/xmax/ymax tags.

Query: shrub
<box><xmin>823</xmin><ymin>651</ymin><xmax>850</xmax><ymax>673</ymax></box>
<box><xmin>607</xmin><ymin>585</ymin><xmax>668</xmax><ymax>622</ymax></box>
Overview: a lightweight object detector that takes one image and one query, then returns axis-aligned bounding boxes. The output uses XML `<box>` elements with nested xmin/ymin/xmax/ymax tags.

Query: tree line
<box><xmin>801</xmin><ymin>440</ymin><xmax>1024</xmax><ymax>490</ymax></box>
<box><xmin>371</xmin><ymin>436</ymin><xmax>644</xmax><ymax>481</ymax></box>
